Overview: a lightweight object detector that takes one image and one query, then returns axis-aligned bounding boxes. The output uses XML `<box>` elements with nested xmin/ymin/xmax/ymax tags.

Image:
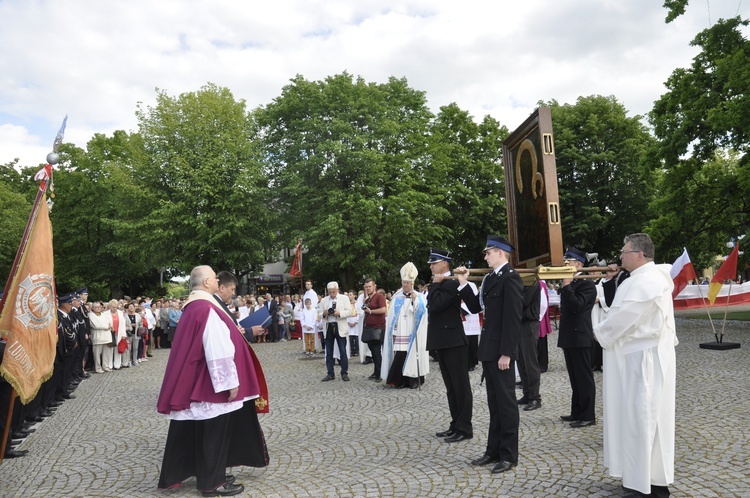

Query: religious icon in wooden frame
<box><xmin>502</xmin><ymin>107</ymin><xmax>564</xmax><ymax>268</ymax></box>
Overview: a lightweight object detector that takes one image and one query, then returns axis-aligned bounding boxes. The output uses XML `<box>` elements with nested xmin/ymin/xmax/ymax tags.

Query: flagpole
<box><xmin>693</xmin><ymin>283</ymin><xmax>719</xmax><ymax>342</ymax></box>
<box><xmin>719</xmin><ymin>280</ymin><xmax>734</xmax><ymax>343</ymax></box>
<box><xmin>415</xmin><ymin>297</ymin><xmax>421</xmax><ymax>392</ymax></box>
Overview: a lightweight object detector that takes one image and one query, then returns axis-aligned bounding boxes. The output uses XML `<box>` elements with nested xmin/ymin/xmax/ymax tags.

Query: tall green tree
<box><xmin>50</xmin><ymin>133</ymin><xmax>155</xmax><ymax>298</ymax></box>
<box><xmin>647</xmin><ymin>151</ymin><xmax>744</xmax><ymax>269</ymax></box>
<box><xmin>135</xmin><ymin>83</ymin><xmax>274</xmax><ymax>278</ymax></box>
<box><xmin>257</xmin><ymin>73</ymin><xmax>443</xmax><ymax>289</ymax></box>
<box><xmin>0</xmin><ymin>180</ymin><xmax>30</xmax><ymax>286</ymax></box>
<box><xmin>649</xmin><ymin>17</ymin><xmax>749</xmax><ymax>263</ymax></box>
<box><xmin>545</xmin><ymin>96</ymin><xmax>656</xmax><ymax>261</ymax></box>
<box><xmin>429</xmin><ymin>104</ymin><xmax>508</xmax><ymax>268</ymax></box>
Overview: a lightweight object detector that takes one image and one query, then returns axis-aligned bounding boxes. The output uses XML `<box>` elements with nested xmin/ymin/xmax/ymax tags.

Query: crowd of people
<box><xmin>2</xmin><ymin>232</ymin><xmax>677</xmax><ymax>498</ymax></box>
<box><xmin>0</xmin><ymin>289</ymin><xmax>165</xmax><ymax>459</ymax></box>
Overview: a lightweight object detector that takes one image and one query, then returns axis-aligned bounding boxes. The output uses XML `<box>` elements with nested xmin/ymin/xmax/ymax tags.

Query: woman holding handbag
<box><xmin>108</xmin><ymin>300</ymin><xmax>128</xmax><ymax>369</ymax></box>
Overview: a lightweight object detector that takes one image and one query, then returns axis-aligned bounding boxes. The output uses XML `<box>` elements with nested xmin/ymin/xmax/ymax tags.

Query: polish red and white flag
<box><xmin>670</xmin><ymin>248</ymin><xmax>698</xmax><ymax>300</ymax></box>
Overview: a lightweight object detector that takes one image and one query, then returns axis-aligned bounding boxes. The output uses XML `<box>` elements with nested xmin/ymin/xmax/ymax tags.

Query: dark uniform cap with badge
<box><xmin>483</xmin><ymin>235</ymin><xmax>514</xmax><ymax>253</ymax></box>
<box><xmin>76</xmin><ymin>287</ymin><xmax>89</xmax><ymax>295</ymax></box>
<box><xmin>58</xmin><ymin>293</ymin><xmax>75</xmax><ymax>304</ymax></box>
<box><xmin>427</xmin><ymin>248</ymin><xmax>452</xmax><ymax>264</ymax></box>
<box><xmin>563</xmin><ymin>247</ymin><xmax>588</xmax><ymax>264</ymax></box>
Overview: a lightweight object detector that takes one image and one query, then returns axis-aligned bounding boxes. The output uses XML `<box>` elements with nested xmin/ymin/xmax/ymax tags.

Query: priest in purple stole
<box><xmin>157</xmin><ymin>265</ymin><xmax>269</xmax><ymax>497</ymax></box>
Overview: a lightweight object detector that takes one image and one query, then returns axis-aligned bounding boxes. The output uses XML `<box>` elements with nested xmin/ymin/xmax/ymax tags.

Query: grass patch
<box><xmin>681</xmin><ymin>310</ymin><xmax>750</xmax><ymax>321</ymax></box>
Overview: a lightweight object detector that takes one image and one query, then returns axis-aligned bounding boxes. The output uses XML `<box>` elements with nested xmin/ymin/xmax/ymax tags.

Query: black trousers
<box><xmin>592</xmin><ymin>342</ymin><xmax>603</xmax><ymax>370</ymax></box>
<box><xmin>482</xmin><ymin>359</ymin><xmax>519</xmax><ymax>463</ymax></box>
<box><xmin>467</xmin><ymin>335</ymin><xmax>478</xmax><ymax>369</ymax></box>
<box><xmin>363</xmin><ymin>327</ymin><xmax>383</xmax><ymax>377</ymax></box>
<box><xmin>517</xmin><ymin>321</ymin><xmax>541</xmax><ymax>401</ymax></box>
<box><xmin>562</xmin><ymin>347</ymin><xmax>596</xmax><ymax>421</ymax></box>
<box><xmin>159</xmin><ymin>401</ymin><xmax>269</xmax><ymax>491</ymax></box>
<box><xmin>72</xmin><ymin>343</ymin><xmax>84</xmax><ymax>377</ymax></box>
<box><xmin>436</xmin><ymin>345</ymin><xmax>473</xmax><ymax>436</ymax></box>
<box><xmin>385</xmin><ymin>351</ymin><xmax>423</xmax><ymax>387</ymax></box>
<box><xmin>537</xmin><ymin>336</ymin><xmax>549</xmax><ymax>372</ymax></box>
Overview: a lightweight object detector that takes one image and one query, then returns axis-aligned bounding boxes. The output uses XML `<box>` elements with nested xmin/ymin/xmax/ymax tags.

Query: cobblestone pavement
<box><xmin>2</xmin><ymin>319</ymin><xmax>748</xmax><ymax>497</ymax></box>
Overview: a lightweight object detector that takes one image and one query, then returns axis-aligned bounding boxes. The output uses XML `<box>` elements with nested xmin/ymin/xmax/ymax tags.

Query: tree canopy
<box><xmin>135</xmin><ymin>83</ymin><xmax>275</xmax><ymax>278</ymax></box>
<box><xmin>544</xmin><ymin>96</ymin><xmax>656</xmax><ymax>262</ymax></box>
<box><xmin>649</xmin><ymin>17</ymin><xmax>749</xmax><ymax>266</ymax></box>
<box><xmin>4</xmin><ymin>15</ymin><xmax>750</xmax><ymax>296</ymax></box>
<box><xmin>256</xmin><ymin>73</ymin><xmax>510</xmax><ymax>290</ymax></box>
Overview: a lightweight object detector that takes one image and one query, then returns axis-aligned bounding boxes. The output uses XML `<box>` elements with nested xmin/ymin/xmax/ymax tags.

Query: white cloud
<box><xmin>0</xmin><ymin>0</ymin><xmax>747</xmax><ymax>166</ymax></box>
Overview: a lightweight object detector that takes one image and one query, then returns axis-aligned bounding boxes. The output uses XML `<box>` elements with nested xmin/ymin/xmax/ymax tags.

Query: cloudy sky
<box><xmin>0</xmin><ymin>0</ymin><xmax>747</xmax><ymax>167</ymax></box>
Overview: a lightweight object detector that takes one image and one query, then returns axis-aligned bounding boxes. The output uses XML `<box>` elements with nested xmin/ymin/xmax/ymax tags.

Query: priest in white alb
<box><xmin>593</xmin><ymin>233</ymin><xmax>677</xmax><ymax>498</ymax></box>
<box><xmin>381</xmin><ymin>262</ymin><xmax>430</xmax><ymax>389</ymax></box>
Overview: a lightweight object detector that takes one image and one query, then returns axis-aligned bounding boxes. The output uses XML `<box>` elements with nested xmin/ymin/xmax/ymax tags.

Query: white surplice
<box><xmin>593</xmin><ymin>262</ymin><xmax>678</xmax><ymax>495</ymax></box>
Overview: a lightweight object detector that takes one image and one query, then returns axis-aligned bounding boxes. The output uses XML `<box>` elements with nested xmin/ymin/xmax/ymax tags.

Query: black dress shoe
<box><xmin>444</xmin><ymin>433</ymin><xmax>472</xmax><ymax>443</ymax></box>
<box><xmin>435</xmin><ymin>429</ymin><xmax>455</xmax><ymax>438</ymax></box>
<box><xmin>491</xmin><ymin>460</ymin><xmax>518</xmax><ymax>474</ymax></box>
<box><xmin>650</xmin><ymin>485</ymin><xmax>671</xmax><ymax>498</ymax></box>
<box><xmin>471</xmin><ymin>454</ymin><xmax>499</xmax><ymax>466</ymax></box>
<box><xmin>622</xmin><ymin>486</ymin><xmax>651</xmax><ymax>497</ymax></box>
<box><xmin>40</xmin><ymin>410</ymin><xmax>54</xmax><ymax>417</ymax></box>
<box><xmin>368</xmin><ymin>373</ymin><xmax>378</xmax><ymax>379</ymax></box>
<box><xmin>4</xmin><ymin>449</ymin><xmax>28</xmax><ymax>458</ymax></box>
<box><xmin>62</xmin><ymin>393</ymin><xmax>76</xmax><ymax>400</ymax></box>
<box><xmin>321</xmin><ymin>375</ymin><xmax>335</xmax><ymax>382</ymax></box>
<box><xmin>560</xmin><ymin>415</ymin><xmax>577</xmax><ymax>422</ymax></box>
<box><xmin>523</xmin><ymin>399</ymin><xmax>542</xmax><ymax>411</ymax></box>
<box><xmin>225</xmin><ymin>474</ymin><xmax>235</xmax><ymax>484</ymax></box>
<box><xmin>201</xmin><ymin>483</ymin><xmax>244</xmax><ymax>497</ymax></box>
<box><xmin>341</xmin><ymin>374</ymin><xmax>350</xmax><ymax>381</ymax></box>
<box><xmin>517</xmin><ymin>396</ymin><xmax>529</xmax><ymax>405</ymax></box>
<box><xmin>569</xmin><ymin>419</ymin><xmax>596</xmax><ymax>428</ymax></box>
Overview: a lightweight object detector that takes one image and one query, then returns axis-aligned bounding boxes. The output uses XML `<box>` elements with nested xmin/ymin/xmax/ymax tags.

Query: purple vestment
<box><xmin>157</xmin><ymin>296</ymin><xmax>260</xmax><ymax>414</ymax></box>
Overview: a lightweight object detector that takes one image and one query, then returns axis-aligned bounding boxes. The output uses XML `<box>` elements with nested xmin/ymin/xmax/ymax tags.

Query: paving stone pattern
<box><xmin>1</xmin><ymin>318</ymin><xmax>748</xmax><ymax>497</ymax></box>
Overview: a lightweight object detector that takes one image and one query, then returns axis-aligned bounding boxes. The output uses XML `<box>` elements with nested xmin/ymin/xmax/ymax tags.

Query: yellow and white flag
<box><xmin>0</xmin><ymin>189</ymin><xmax>57</xmax><ymax>404</ymax></box>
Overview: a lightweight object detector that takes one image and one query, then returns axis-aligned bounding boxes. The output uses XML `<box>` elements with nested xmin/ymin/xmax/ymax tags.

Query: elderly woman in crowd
<box><xmin>125</xmin><ymin>302</ymin><xmax>143</xmax><ymax>367</ymax></box>
<box><xmin>108</xmin><ymin>299</ymin><xmax>128</xmax><ymax>369</ymax></box>
<box><xmin>89</xmin><ymin>301</ymin><xmax>114</xmax><ymax>373</ymax></box>
<box><xmin>256</xmin><ymin>296</ymin><xmax>267</xmax><ymax>343</ymax></box>
<box><xmin>167</xmin><ymin>300</ymin><xmax>182</xmax><ymax>344</ymax></box>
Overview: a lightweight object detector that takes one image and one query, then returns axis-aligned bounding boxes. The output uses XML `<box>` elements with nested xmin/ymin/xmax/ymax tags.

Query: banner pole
<box><xmin>0</xmin><ymin>389</ymin><xmax>17</xmax><ymax>463</ymax></box>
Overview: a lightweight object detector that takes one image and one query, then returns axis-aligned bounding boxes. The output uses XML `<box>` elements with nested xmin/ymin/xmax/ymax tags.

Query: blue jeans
<box><xmin>325</xmin><ymin>323</ymin><xmax>348</xmax><ymax>377</ymax></box>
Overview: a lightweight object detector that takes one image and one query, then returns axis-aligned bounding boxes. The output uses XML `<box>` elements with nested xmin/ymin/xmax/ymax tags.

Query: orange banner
<box><xmin>0</xmin><ymin>200</ymin><xmax>57</xmax><ymax>404</ymax></box>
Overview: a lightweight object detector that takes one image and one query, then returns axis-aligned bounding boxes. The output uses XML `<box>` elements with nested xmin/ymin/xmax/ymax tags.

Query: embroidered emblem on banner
<box><xmin>14</xmin><ymin>273</ymin><xmax>55</xmax><ymax>329</ymax></box>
